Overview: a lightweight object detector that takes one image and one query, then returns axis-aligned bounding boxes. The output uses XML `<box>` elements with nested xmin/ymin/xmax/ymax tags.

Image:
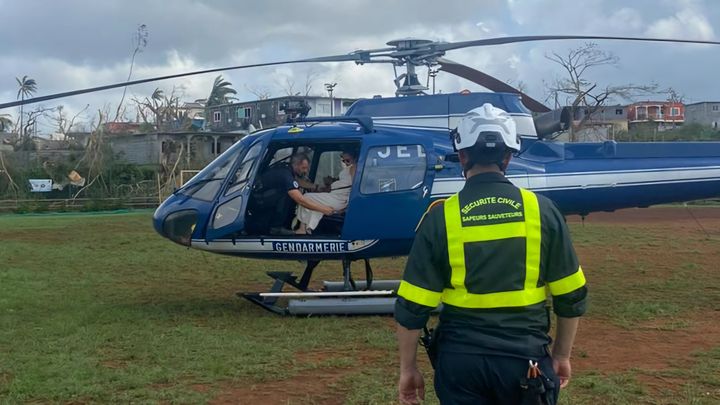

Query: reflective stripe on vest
<box><xmin>442</xmin><ymin>188</ymin><xmax>544</xmax><ymax>308</ymax></box>
<box><xmin>548</xmin><ymin>265</ymin><xmax>586</xmax><ymax>296</ymax></box>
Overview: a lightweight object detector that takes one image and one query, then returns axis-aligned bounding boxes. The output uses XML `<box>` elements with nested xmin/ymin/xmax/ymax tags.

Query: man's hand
<box><xmin>552</xmin><ymin>357</ymin><xmax>572</xmax><ymax>388</ymax></box>
<box><xmin>398</xmin><ymin>367</ymin><xmax>425</xmax><ymax>405</ymax></box>
<box><xmin>552</xmin><ymin>316</ymin><xmax>579</xmax><ymax>389</ymax></box>
<box><xmin>321</xmin><ymin>205</ymin><xmax>335</xmax><ymax>216</ymax></box>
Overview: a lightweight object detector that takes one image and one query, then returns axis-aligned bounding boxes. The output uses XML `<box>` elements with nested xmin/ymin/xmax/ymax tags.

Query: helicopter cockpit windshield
<box><xmin>176</xmin><ymin>135</ymin><xmax>258</xmax><ymax>201</ymax></box>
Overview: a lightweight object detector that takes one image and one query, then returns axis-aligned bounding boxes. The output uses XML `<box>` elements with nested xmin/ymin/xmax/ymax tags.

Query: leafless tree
<box><xmin>246</xmin><ymin>84</ymin><xmax>272</xmax><ymax>100</ymax></box>
<box><xmin>52</xmin><ymin>104</ymin><xmax>90</xmax><ymax>140</ymax></box>
<box><xmin>114</xmin><ymin>24</ymin><xmax>149</xmax><ymax>122</ymax></box>
<box><xmin>665</xmin><ymin>87</ymin><xmax>685</xmax><ymax>104</ymax></box>
<box><xmin>277</xmin><ymin>70</ymin><xmax>320</xmax><ymax>97</ymax></box>
<box><xmin>72</xmin><ymin>109</ymin><xmax>110</xmax><ymax>198</ymax></box>
<box><xmin>302</xmin><ymin>70</ymin><xmax>320</xmax><ymax>96</ymax></box>
<box><xmin>545</xmin><ymin>43</ymin><xmax>657</xmax><ymax>141</ymax></box>
<box><xmin>506</xmin><ymin>79</ymin><xmax>528</xmax><ymax>94</ymax></box>
<box><xmin>245</xmin><ymin>84</ymin><xmax>272</xmax><ymax>100</ymax></box>
<box><xmin>12</xmin><ymin>106</ymin><xmax>55</xmax><ymax>149</ymax></box>
<box><xmin>279</xmin><ymin>76</ymin><xmax>299</xmax><ymax>96</ymax></box>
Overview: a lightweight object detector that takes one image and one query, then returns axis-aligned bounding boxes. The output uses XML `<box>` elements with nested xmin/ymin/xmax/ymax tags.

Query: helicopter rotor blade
<box><xmin>5</xmin><ymin>35</ymin><xmax>719</xmax><ymax>111</ymax></box>
<box><xmin>438</xmin><ymin>58</ymin><xmax>550</xmax><ymax>113</ymax></box>
<box><xmin>435</xmin><ymin>35</ymin><xmax>720</xmax><ymax>52</ymax></box>
<box><xmin>0</xmin><ymin>53</ymin><xmax>363</xmax><ymax>110</ymax></box>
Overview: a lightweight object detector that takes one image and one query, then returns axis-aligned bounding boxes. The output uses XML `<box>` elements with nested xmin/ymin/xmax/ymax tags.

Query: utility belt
<box><xmin>419</xmin><ymin>326</ymin><xmax>439</xmax><ymax>370</ymax></box>
<box><xmin>520</xmin><ymin>360</ymin><xmax>557</xmax><ymax>405</ymax></box>
<box><xmin>420</xmin><ymin>325</ymin><xmax>557</xmax><ymax>405</ymax></box>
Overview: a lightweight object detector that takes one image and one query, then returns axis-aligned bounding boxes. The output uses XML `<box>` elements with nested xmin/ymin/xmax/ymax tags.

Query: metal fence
<box><xmin>0</xmin><ymin>196</ymin><xmax>161</xmax><ymax>213</ymax></box>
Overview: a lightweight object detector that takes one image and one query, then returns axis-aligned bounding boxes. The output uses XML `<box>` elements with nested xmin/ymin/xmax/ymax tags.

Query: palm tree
<box><xmin>151</xmin><ymin>87</ymin><xmax>164</xmax><ymax>102</ymax></box>
<box><xmin>206</xmin><ymin>75</ymin><xmax>237</xmax><ymax>106</ymax></box>
<box><xmin>16</xmin><ymin>75</ymin><xmax>38</xmax><ymax>138</ymax></box>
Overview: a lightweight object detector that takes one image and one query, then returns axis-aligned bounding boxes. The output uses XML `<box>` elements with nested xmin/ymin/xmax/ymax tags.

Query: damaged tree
<box><xmin>52</xmin><ymin>104</ymin><xmax>90</xmax><ymax>141</ymax></box>
<box><xmin>206</xmin><ymin>75</ymin><xmax>237</xmax><ymax>106</ymax></box>
<box><xmin>71</xmin><ymin>109</ymin><xmax>110</xmax><ymax>199</ymax></box>
<box><xmin>133</xmin><ymin>86</ymin><xmax>190</xmax><ymax>132</ymax></box>
<box><xmin>545</xmin><ymin>43</ymin><xmax>656</xmax><ymax>141</ymax></box>
<box><xmin>16</xmin><ymin>75</ymin><xmax>37</xmax><ymax>142</ymax></box>
<box><xmin>114</xmin><ymin>24</ymin><xmax>149</xmax><ymax>122</ymax></box>
<box><xmin>14</xmin><ymin>106</ymin><xmax>56</xmax><ymax>150</ymax></box>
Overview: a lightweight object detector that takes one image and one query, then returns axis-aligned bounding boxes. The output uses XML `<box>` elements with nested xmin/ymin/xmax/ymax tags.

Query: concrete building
<box><xmin>551</xmin><ymin>105</ymin><xmax>629</xmax><ymax>142</ymax></box>
<box><xmin>626</xmin><ymin>101</ymin><xmax>684</xmax><ymax>130</ymax></box>
<box><xmin>109</xmin><ymin>131</ymin><xmax>242</xmax><ymax>168</ymax></box>
<box><xmin>205</xmin><ymin>95</ymin><xmax>358</xmax><ymax>132</ymax></box>
<box><xmin>179</xmin><ymin>100</ymin><xmax>206</xmax><ymax>130</ymax></box>
<box><xmin>684</xmin><ymin>102</ymin><xmax>720</xmax><ymax>129</ymax></box>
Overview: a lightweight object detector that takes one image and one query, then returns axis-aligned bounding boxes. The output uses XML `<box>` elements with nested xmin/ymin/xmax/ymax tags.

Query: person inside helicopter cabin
<box><xmin>248</xmin><ymin>152</ymin><xmax>334</xmax><ymax>235</ymax></box>
<box><xmin>294</xmin><ymin>149</ymin><xmax>357</xmax><ymax>235</ymax></box>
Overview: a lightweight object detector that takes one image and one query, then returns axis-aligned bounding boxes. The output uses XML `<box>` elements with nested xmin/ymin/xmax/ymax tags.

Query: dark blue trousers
<box><xmin>434</xmin><ymin>352</ymin><xmax>560</xmax><ymax>405</ymax></box>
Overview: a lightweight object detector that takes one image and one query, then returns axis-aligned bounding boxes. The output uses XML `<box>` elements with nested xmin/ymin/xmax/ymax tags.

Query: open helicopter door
<box><xmin>342</xmin><ymin>140</ymin><xmax>436</xmax><ymax>241</ymax></box>
<box><xmin>203</xmin><ymin>137</ymin><xmax>268</xmax><ymax>241</ymax></box>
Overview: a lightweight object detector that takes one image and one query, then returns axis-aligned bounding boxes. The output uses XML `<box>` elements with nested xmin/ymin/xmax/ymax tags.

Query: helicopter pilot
<box><xmin>294</xmin><ymin>149</ymin><xmax>357</xmax><ymax>234</ymax></box>
<box><xmin>247</xmin><ymin>153</ymin><xmax>335</xmax><ymax>235</ymax></box>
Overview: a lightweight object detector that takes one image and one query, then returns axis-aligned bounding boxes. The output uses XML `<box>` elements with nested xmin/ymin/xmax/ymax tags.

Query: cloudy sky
<box><xmin>1</xmin><ymin>0</ymin><xmax>719</xmax><ymax>133</ymax></box>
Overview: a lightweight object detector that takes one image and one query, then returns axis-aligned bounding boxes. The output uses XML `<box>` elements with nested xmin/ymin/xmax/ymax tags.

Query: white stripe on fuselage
<box><xmin>431</xmin><ymin>166</ymin><xmax>720</xmax><ymax>196</ymax></box>
<box><xmin>191</xmin><ymin>238</ymin><xmax>379</xmax><ymax>254</ymax></box>
<box><xmin>373</xmin><ymin>113</ymin><xmax>537</xmax><ymax>136</ymax></box>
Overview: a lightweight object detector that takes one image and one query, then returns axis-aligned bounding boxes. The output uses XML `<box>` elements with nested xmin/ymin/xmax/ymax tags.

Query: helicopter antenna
<box><xmin>427</xmin><ymin>66</ymin><xmax>439</xmax><ymax>95</ymax></box>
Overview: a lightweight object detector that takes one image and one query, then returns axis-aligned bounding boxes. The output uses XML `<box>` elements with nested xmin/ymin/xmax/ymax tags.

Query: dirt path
<box><xmin>567</xmin><ymin>206</ymin><xmax>720</xmax><ymax>225</ymax></box>
<box><xmin>574</xmin><ymin>315</ymin><xmax>720</xmax><ymax>373</ymax></box>
<box><xmin>209</xmin><ymin>348</ymin><xmax>393</xmax><ymax>405</ymax></box>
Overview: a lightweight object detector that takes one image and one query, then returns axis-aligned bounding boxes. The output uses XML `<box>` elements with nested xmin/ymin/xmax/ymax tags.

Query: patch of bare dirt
<box><xmin>210</xmin><ymin>348</ymin><xmax>391</xmax><ymax>405</ymax></box>
<box><xmin>574</xmin><ymin>315</ymin><xmax>720</xmax><ymax>374</ymax></box>
<box><xmin>190</xmin><ymin>384</ymin><xmax>211</xmax><ymax>393</ymax></box>
<box><xmin>99</xmin><ymin>360</ymin><xmax>128</xmax><ymax>369</ymax></box>
<box><xmin>0</xmin><ymin>371</ymin><xmax>13</xmax><ymax>387</ymax></box>
<box><xmin>210</xmin><ymin>369</ymin><xmax>345</xmax><ymax>405</ymax></box>
<box><xmin>0</xmin><ymin>229</ymin><xmax>71</xmax><ymax>244</ymax></box>
<box><xmin>567</xmin><ymin>206</ymin><xmax>720</xmax><ymax>226</ymax></box>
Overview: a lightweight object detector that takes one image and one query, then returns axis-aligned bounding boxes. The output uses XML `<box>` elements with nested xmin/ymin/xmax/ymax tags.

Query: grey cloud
<box><xmin>1</xmin><ymin>0</ymin><xmax>719</xmax><ymax>123</ymax></box>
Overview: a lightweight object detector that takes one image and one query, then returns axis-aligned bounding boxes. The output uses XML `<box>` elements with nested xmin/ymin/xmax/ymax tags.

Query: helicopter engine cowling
<box><xmin>533</xmin><ymin>106</ymin><xmax>572</xmax><ymax>140</ymax></box>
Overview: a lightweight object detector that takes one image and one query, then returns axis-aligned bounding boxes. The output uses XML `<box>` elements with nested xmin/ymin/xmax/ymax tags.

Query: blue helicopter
<box><xmin>4</xmin><ymin>35</ymin><xmax>720</xmax><ymax>315</ymax></box>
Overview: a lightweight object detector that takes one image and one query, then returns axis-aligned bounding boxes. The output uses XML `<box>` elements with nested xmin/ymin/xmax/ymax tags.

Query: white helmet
<box><xmin>451</xmin><ymin>103</ymin><xmax>520</xmax><ymax>152</ymax></box>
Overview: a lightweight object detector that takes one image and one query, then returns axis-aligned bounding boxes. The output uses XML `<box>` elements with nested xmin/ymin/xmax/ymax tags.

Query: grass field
<box><xmin>1</xmin><ymin>208</ymin><xmax>719</xmax><ymax>404</ymax></box>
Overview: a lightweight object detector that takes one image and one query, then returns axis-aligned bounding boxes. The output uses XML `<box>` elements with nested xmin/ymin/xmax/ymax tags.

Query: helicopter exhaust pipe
<box><xmin>533</xmin><ymin>106</ymin><xmax>572</xmax><ymax>140</ymax></box>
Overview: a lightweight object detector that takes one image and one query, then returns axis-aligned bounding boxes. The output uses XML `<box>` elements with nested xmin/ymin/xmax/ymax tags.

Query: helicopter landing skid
<box><xmin>240</xmin><ymin>258</ymin><xmax>399</xmax><ymax>315</ymax></box>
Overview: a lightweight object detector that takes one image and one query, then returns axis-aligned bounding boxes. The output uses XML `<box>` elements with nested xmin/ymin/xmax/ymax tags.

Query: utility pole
<box><xmin>325</xmin><ymin>82</ymin><xmax>337</xmax><ymax>116</ymax></box>
<box><xmin>428</xmin><ymin>69</ymin><xmax>438</xmax><ymax>94</ymax></box>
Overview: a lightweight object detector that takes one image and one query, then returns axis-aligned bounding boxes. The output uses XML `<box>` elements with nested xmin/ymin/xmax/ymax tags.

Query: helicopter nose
<box><xmin>154</xmin><ymin>209</ymin><xmax>197</xmax><ymax>247</ymax></box>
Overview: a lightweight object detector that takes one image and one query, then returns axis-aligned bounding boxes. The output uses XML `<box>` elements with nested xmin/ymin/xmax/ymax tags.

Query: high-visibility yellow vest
<box><xmin>398</xmin><ymin>188</ymin><xmax>585</xmax><ymax>308</ymax></box>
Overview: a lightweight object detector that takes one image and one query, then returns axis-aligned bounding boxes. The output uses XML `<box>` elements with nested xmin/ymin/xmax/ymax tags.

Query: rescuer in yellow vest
<box><xmin>395</xmin><ymin>103</ymin><xmax>588</xmax><ymax>405</ymax></box>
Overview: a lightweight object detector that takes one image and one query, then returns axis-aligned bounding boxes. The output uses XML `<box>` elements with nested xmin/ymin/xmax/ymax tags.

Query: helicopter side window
<box><xmin>269</xmin><ymin>147</ymin><xmax>294</xmax><ymax>165</ymax></box>
<box><xmin>225</xmin><ymin>141</ymin><xmax>264</xmax><ymax>195</ymax></box>
<box><xmin>360</xmin><ymin>145</ymin><xmax>426</xmax><ymax>194</ymax></box>
<box><xmin>266</xmin><ymin>146</ymin><xmax>315</xmax><ymax>170</ymax></box>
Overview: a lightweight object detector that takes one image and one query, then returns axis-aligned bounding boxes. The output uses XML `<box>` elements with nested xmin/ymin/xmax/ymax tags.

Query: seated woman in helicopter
<box><xmin>294</xmin><ymin>149</ymin><xmax>357</xmax><ymax>235</ymax></box>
